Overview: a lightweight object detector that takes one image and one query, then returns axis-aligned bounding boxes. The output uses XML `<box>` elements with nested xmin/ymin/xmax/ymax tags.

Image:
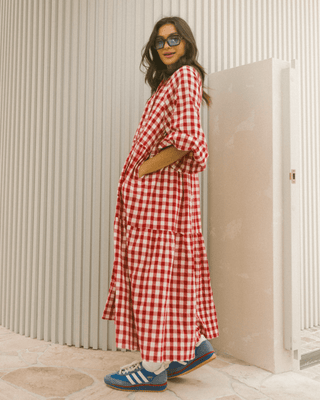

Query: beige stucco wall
<box><xmin>208</xmin><ymin>58</ymin><xmax>300</xmax><ymax>373</ymax></box>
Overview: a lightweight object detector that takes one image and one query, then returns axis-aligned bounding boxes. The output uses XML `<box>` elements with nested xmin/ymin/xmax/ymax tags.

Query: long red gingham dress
<box><xmin>102</xmin><ymin>65</ymin><xmax>219</xmax><ymax>362</ymax></box>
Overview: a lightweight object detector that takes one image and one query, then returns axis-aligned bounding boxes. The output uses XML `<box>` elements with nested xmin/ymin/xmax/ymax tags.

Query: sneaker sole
<box><xmin>105</xmin><ymin>382</ymin><xmax>167</xmax><ymax>392</ymax></box>
<box><xmin>167</xmin><ymin>351</ymin><xmax>217</xmax><ymax>379</ymax></box>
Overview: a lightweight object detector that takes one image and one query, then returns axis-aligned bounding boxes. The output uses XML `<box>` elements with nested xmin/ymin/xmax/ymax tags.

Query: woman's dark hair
<box><xmin>140</xmin><ymin>16</ymin><xmax>211</xmax><ymax>106</ymax></box>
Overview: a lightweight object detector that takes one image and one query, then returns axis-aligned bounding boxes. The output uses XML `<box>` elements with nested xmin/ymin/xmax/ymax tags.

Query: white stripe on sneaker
<box><xmin>126</xmin><ymin>375</ymin><xmax>136</xmax><ymax>385</ymax></box>
<box><xmin>137</xmin><ymin>370</ymin><xmax>149</xmax><ymax>382</ymax></box>
<box><xmin>131</xmin><ymin>373</ymin><xmax>142</xmax><ymax>384</ymax></box>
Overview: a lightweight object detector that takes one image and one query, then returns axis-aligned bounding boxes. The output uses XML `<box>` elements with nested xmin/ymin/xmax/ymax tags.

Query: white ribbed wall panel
<box><xmin>0</xmin><ymin>0</ymin><xmax>319</xmax><ymax>351</ymax></box>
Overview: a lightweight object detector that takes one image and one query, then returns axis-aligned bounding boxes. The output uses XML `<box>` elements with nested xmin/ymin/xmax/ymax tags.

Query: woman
<box><xmin>103</xmin><ymin>17</ymin><xmax>219</xmax><ymax>393</ymax></box>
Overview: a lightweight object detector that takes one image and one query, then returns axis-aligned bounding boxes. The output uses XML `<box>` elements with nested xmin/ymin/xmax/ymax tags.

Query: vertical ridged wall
<box><xmin>0</xmin><ymin>0</ymin><xmax>319</xmax><ymax>351</ymax></box>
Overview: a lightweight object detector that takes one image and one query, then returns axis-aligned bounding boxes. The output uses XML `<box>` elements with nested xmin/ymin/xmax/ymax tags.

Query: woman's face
<box><xmin>156</xmin><ymin>24</ymin><xmax>186</xmax><ymax>69</ymax></box>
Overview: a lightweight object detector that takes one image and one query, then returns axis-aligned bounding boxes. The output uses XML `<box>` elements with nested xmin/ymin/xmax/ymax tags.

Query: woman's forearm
<box><xmin>138</xmin><ymin>146</ymin><xmax>192</xmax><ymax>177</ymax></box>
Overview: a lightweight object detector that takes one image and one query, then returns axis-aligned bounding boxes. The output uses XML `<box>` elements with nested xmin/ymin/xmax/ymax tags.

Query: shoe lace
<box><xmin>119</xmin><ymin>360</ymin><xmax>141</xmax><ymax>375</ymax></box>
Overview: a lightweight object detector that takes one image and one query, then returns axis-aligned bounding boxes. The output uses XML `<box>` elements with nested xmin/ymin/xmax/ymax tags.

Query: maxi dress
<box><xmin>102</xmin><ymin>65</ymin><xmax>219</xmax><ymax>363</ymax></box>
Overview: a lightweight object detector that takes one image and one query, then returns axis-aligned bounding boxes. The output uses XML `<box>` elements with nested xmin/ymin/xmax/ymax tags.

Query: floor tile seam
<box><xmin>35</xmin><ymin>348</ymin><xmax>45</xmax><ymax>366</ymax></box>
<box><xmin>230</xmin><ymin>376</ymin><xmax>273</xmax><ymax>400</ymax></box>
<box><xmin>212</xmin><ymin>368</ymin><xmax>273</xmax><ymax>399</ymax></box>
<box><xmin>28</xmin><ymin>343</ymin><xmax>54</xmax><ymax>366</ymax></box>
<box><xmin>37</xmin><ymin>342</ymin><xmax>55</xmax><ymax>362</ymax></box>
<box><xmin>165</xmin><ymin>388</ymin><xmax>183</xmax><ymax>400</ymax></box>
<box><xmin>258</xmin><ymin>372</ymin><xmax>283</xmax><ymax>397</ymax></box>
<box><xmin>226</xmin><ymin>376</ymin><xmax>255</xmax><ymax>400</ymax></box>
<box><xmin>17</xmin><ymin>347</ymin><xmax>40</xmax><ymax>368</ymax></box>
<box><xmin>1</xmin><ymin>349</ymin><xmax>31</xmax><ymax>369</ymax></box>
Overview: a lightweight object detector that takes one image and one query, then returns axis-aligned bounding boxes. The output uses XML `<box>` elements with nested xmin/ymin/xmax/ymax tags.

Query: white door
<box><xmin>207</xmin><ymin>58</ymin><xmax>301</xmax><ymax>373</ymax></box>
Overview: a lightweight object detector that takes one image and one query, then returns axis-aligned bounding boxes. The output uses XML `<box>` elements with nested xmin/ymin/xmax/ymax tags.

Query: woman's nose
<box><xmin>163</xmin><ymin>40</ymin><xmax>171</xmax><ymax>49</ymax></box>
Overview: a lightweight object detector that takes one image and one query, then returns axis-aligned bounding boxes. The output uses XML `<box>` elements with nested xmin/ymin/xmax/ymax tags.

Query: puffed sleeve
<box><xmin>157</xmin><ymin>65</ymin><xmax>209</xmax><ymax>174</ymax></box>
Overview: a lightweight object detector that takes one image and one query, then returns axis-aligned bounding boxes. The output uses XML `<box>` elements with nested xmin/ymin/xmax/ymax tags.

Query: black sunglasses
<box><xmin>154</xmin><ymin>35</ymin><xmax>182</xmax><ymax>50</ymax></box>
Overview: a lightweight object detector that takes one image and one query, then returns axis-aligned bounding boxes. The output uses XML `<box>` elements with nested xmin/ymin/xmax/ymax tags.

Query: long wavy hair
<box><xmin>140</xmin><ymin>16</ymin><xmax>211</xmax><ymax>106</ymax></box>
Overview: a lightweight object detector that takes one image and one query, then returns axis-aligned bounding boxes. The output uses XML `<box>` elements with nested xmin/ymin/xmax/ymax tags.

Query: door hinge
<box><xmin>289</xmin><ymin>169</ymin><xmax>296</xmax><ymax>183</ymax></box>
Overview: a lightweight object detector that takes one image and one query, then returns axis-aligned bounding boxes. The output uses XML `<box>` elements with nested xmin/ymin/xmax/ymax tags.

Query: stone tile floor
<box><xmin>2</xmin><ymin>325</ymin><xmax>320</xmax><ymax>399</ymax></box>
<box><xmin>301</xmin><ymin>326</ymin><xmax>320</xmax><ymax>355</ymax></box>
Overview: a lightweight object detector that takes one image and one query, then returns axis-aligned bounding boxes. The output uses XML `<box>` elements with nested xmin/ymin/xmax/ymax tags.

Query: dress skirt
<box><xmin>102</xmin><ymin>209</ymin><xmax>219</xmax><ymax>362</ymax></box>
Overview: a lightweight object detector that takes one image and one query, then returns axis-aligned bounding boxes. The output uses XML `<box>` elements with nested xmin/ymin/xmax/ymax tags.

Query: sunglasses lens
<box><xmin>155</xmin><ymin>40</ymin><xmax>164</xmax><ymax>49</ymax></box>
<box><xmin>168</xmin><ymin>37</ymin><xmax>180</xmax><ymax>46</ymax></box>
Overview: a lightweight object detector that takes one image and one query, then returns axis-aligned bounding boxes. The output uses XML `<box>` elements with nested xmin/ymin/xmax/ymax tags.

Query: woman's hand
<box><xmin>138</xmin><ymin>162</ymin><xmax>147</xmax><ymax>178</ymax></box>
<box><xmin>138</xmin><ymin>147</ymin><xmax>192</xmax><ymax>178</ymax></box>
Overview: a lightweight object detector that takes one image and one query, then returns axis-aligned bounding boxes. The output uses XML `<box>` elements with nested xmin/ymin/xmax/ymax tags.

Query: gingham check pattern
<box><xmin>102</xmin><ymin>66</ymin><xmax>219</xmax><ymax>362</ymax></box>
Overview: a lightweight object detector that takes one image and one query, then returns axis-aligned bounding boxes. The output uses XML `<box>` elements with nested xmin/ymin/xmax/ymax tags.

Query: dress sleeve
<box><xmin>157</xmin><ymin>66</ymin><xmax>209</xmax><ymax>174</ymax></box>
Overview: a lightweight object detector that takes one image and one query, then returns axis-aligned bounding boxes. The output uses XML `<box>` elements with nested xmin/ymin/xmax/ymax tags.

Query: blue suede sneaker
<box><xmin>166</xmin><ymin>337</ymin><xmax>216</xmax><ymax>379</ymax></box>
<box><xmin>104</xmin><ymin>360</ymin><xmax>167</xmax><ymax>392</ymax></box>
